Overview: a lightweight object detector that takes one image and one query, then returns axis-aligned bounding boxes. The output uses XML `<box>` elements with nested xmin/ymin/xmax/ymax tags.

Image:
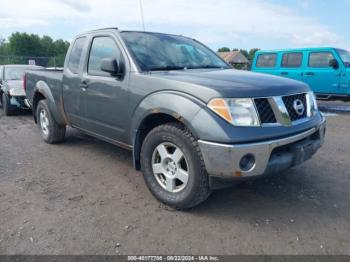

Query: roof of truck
<box><xmin>79</xmin><ymin>27</ymin><xmax>190</xmax><ymax>39</ymax></box>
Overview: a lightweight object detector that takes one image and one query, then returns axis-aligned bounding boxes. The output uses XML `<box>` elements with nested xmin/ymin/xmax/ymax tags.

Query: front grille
<box><xmin>254</xmin><ymin>93</ymin><xmax>308</xmax><ymax>125</ymax></box>
<box><xmin>282</xmin><ymin>93</ymin><xmax>307</xmax><ymax>121</ymax></box>
<box><xmin>255</xmin><ymin>98</ymin><xmax>277</xmax><ymax>124</ymax></box>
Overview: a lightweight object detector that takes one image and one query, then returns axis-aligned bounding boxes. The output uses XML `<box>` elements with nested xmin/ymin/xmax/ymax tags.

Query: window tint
<box><xmin>256</xmin><ymin>53</ymin><xmax>277</xmax><ymax>68</ymax></box>
<box><xmin>67</xmin><ymin>37</ymin><xmax>86</xmax><ymax>74</ymax></box>
<box><xmin>309</xmin><ymin>52</ymin><xmax>334</xmax><ymax>68</ymax></box>
<box><xmin>281</xmin><ymin>52</ymin><xmax>303</xmax><ymax>68</ymax></box>
<box><xmin>88</xmin><ymin>37</ymin><xmax>122</xmax><ymax>76</ymax></box>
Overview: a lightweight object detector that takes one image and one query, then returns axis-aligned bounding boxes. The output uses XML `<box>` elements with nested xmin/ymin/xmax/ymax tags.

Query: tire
<box><xmin>36</xmin><ymin>100</ymin><xmax>66</xmax><ymax>144</ymax></box>
<box><xmin>2</xmin><ymin>93</ymin><xmax>15</xmax><ymax>116</ymax></box>
<box><xmin>140</xmin><ymin>122</ymin><xmax>211</xmax><ymax>209</ymax></box>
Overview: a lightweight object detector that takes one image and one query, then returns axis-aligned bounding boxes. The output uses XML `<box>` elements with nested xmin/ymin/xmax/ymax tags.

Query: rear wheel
<box><xmin>140</xmin><ymin>123</ymin><xmax>211</xmax><ymax>209</ymax></box>
<box><xmin>2</xmin><ymin>93</ymin><xmax>16</xmax><ymax>116</ymax></box>
<box><xmin>36</xmin><ymin>100</ymin><xmax>66</xmax><ymax>144</ymax></box>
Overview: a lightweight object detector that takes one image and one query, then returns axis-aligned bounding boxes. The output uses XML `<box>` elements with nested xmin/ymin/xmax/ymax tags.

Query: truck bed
<box><xmin>25</xmin><ymin>69</ymin><xmax>64</xmax><ymax>108</ymax></box>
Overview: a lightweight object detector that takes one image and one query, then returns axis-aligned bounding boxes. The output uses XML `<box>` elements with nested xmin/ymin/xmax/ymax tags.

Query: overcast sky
<box><xmin>0</xmin><ymin>0</ymin><xmax>349</xmax><ymax>51</ymax></box>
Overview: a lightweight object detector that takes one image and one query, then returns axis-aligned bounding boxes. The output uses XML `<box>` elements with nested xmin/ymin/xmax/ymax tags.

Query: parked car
<box><xmin>251</xmin><ymin>48</ymin><xmax>350</xmax><ymax>100</ymax></box>
<box><xmin>25</xmin><ymin>28</ymin><xmax>326</xmax><ymax>209</ymax></box>
<box><xmin>0</xmin><ymin>64</ymin><xmax>44</xmax><ymax>115</ymax></box>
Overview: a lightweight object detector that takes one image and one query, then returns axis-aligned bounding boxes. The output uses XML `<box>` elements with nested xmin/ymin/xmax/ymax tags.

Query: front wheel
<box><xmin>140</xmin><ymin>123</ymin><xmax>211</xmax><ymax>209</ymax></box>
<box><xmin>36</xmin><ymin>100</ymin><xmax>66</xmax><ymax>144</ymax></box>
<box><xmin>2</xmin><ymin>93</ymin><xmax>16</xmax><ymax>116</ymax></box>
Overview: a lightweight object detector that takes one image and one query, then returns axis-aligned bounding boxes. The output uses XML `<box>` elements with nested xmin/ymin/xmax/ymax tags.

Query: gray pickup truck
<box><xmin>25</xmin><ymin>28</ymin><xmax>326</xmax><ymax>209</ymax></box>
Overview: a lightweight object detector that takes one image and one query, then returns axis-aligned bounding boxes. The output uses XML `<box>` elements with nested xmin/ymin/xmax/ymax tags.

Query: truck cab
<box><xmin>251</xmin><ymin>47</ymin><xmax>350</xmax><ymax>100</ymax></box>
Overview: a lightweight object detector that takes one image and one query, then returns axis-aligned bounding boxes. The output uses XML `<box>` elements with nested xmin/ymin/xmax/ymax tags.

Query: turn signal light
<box><xmin>208</xmin><ymin>98</ymin><xmax>233</xmax><ymax>123</ymax></box>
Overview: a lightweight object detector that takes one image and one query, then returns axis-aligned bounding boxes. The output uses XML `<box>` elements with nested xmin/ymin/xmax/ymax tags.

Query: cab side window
<box><xmin>88</xmin><ymin>36</ymin><xmax>122</xmax><ymax>77</ymax></box>
<box><xmin>308</xmin><ymin>52</ymin><xmax>334</xmax><ymax>68</ymax></box>
<box><xmin>281</xmin><ymin>52</ymin><xmax>303</xmax><ymax>68</ymax></box>
<box><xmin>256</xmin><ymin>53</ymin><xmax>277</xmax><ymax>68</ymax></box>
<box><xmin>67</xmin><ymin>37</ymin><xmax>86</xmax><ymax>74</ymax></box>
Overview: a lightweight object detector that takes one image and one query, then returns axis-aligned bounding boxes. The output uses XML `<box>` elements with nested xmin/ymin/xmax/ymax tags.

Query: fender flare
<box><xmin>130</xmin><ymin>91</ymin><xmax>206</xmax><ymax>170</ymax></box>
<box><xmin>33</xmin><ymin>81</ymin><xmax>67</xmax><ymax>126</ymax></box>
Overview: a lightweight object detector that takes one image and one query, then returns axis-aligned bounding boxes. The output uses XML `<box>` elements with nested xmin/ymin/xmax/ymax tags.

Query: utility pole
<box><xmin>139</xmin><ymin>0</ymin><xmax>146</xmax><ymax>31</ymax></box>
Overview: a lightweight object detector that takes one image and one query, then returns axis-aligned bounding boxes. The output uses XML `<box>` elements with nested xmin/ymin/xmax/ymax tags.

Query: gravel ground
<box><xmin>0</xmin><ymin>108</ymin><xmax>349</xmax><ymax>255</ymax></box>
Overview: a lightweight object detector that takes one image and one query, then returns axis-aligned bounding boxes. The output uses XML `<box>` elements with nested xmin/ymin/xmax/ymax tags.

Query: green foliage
<box><xmin>217</xmin><ymin>47</ymin><xmax>260</xmax><ymax>61</ymax></box>
<box><xmin>239</xmin><ymin>49</ymin><xmax>249</xmax><ymax>59</ymax></box>
<box><xmin>218</xmin><ymin>47</ymin><xmax>230</xmax><ymax>52</ymax></box>
<box><xmin>248</xmin><ymin>48</ymin><xmax>260</xmax><ymax>61</ymax></box>
<box><xmin>0</xmin><ymin>32</ymin><xmax>70</xmax><ymax>67</ymax></box>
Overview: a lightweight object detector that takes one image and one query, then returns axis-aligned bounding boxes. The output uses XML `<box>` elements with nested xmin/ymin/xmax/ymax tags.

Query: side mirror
<box><xmin>100</xmin><ymin>58</ymin><xmax>124</xmax><ymax>77</ymax></box>
<box><xmin>329</xmin><ymin>59</ymin><xmax>339</xmax><ymax>70</ymax></box>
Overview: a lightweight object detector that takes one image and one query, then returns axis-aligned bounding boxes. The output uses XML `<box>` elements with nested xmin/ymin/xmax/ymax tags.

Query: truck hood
<box><xmin>151</xmin><ymin>69</ymin><xmax>310</xmax><ymax>98</ymax></box>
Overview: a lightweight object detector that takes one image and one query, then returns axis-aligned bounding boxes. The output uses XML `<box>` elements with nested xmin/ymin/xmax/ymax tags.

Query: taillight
<box><xmin>23</xmin><ymin>73</ymin><xmax>27</xmax><ymax>91</ymax></box>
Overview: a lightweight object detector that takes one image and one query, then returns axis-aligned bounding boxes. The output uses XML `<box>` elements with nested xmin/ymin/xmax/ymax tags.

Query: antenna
<box><xmin>139</xmin><ymin>0</ymin><xmax>146</xmax><ymax>31</ymax></box>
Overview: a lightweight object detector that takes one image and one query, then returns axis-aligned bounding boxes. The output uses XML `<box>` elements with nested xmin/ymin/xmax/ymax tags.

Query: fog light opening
<box><xmin>239</xmin><ymin>154</ymin><xmax>256</xmax><ymax>172</ymax></box>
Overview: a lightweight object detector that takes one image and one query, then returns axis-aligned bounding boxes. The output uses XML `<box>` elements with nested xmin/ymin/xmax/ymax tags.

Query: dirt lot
<box><xmin>0</xmin><ymin>106</ymin><xmax>349</xmax><ymax>255</ymax></box>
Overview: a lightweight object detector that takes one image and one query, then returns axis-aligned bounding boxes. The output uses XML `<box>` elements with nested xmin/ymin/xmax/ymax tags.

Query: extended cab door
<box><xmin>279</xmin><ymin>52</ymin><xmax>304</xmax><ymax>80</ymax></box>
<box><xmin>303</xmin><ymin>50</ymin><xmax>341</xmax><ymax>95</ymax></box>
<box><xmin>62</xmin><ymin>37</ymin><xmax>88</xmax><ymax>127</ymax></box>
<box><xmin>80</xmin><ymin>35</ymin><xmax>129</xmax><ymax>144</ymax></box>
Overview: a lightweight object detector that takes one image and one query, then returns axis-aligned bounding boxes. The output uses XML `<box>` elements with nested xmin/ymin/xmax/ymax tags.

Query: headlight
<box><xmin>307</xmin><ymin>91</ymin><xmax>318</xmax><ymax>116</ymax></box>
<box><xmin>9</xmin><ymin>87</ymin><xmax>24</xmax><ymax>96</ymax></box>
<box><xmin>208</xmin><ymin>98</ymin><xmax>260</xmax><ymax>127</ymax></box>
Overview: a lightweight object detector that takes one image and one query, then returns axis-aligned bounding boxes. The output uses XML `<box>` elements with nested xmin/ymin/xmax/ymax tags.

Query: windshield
<box><xmin>120</xmin><ymin>32</ymin><xmax>230</xmax><ymax>71</ymax></box>
<box><xmin>336</xmin><ymin>49</ymin><xmax>350</xmax><ymax>66</ymax></box>
<box><xmin>4</xmin><ymin>67</ymin><xmax>28</xmax><ymax>80</ymax></box>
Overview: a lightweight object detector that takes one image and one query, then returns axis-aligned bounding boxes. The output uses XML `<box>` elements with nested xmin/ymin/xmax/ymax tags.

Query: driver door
<box><xmin>80</xmin><ymin>35</ymin><xmax>129</xmax><ymax>144</ymax></box>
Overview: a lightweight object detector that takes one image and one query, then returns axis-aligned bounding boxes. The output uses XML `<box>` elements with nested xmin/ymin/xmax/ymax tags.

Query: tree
<box><xmin>53</xmin><ymin>39</ymin><xmax>70</xmax><ymax>56</ymax></box>
<box><xmin>218</xmin><ymin>47</ymin><xmax>230</xmax><ymax>52</ymax></box>
<box><xmin>248</xmin><ymin>48</ymin><xmax>260</xmax><ymax>61</ymax></box>
<box><xmin>239</xmin><ymin>49</ymin><xmax>249</xmax><ymax>59</ymax></box>
<box><xmin>40</xmin><ymin>35</ymin><xmax>55</xmax><ymax>57</ymax></box>
<box><xmin>0</xmin><ymin>37</ymin><xmax>9</xmax><ymax>55</ymax></box>
<box><xmin>1</xmin><ymin>32</ymin><xmax>70</xmax><ymax>66</ymax></box>
<box><xmin>9</xmin><ymin>32</ymin><xmax>42</xmax><ymax>57</ymax></box>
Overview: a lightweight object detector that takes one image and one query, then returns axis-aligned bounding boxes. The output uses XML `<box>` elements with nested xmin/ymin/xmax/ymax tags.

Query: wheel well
<box><xmin>134</xmin><ymin>113</ymin><xmax>190</xmax><ymax>170</ymax></box>
<box><xmin>33</xmin><ymin>92</ymin><xmax>46</xmax><ymax>123</ymax></box>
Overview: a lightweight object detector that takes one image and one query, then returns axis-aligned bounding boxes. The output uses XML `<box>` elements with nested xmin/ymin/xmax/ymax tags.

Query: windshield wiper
<box><xmin>148</xmin><ymin>65</ymin><xmax>185</xmax><ymax>71</ymax></box>
<box><xmin>188</xmin><ymin>65</ymin><xmax>224</xmax><ymax>69</ymax></box>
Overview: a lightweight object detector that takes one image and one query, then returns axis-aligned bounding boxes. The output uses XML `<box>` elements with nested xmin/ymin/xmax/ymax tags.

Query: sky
<box><xmin>0</xmin><ymin>0</ymin><xmax>349</xmax><ymax>51</ymax></box>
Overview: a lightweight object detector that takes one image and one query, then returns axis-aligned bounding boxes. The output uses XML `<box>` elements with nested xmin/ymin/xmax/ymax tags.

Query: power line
<box><xmin>139</xmin><ymin>0</ymin><xmax>146</xmax><ymax>31</ymax></box>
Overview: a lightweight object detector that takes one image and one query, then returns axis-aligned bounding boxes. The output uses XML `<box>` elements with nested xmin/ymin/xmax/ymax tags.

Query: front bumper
<box><xmin>198</xmin><ymin>116</ymin><xmax>326</xmax><ymax>179</ymax></box>
<box><xmin>9</xmin><ymin>96</ymin><xmax>28</xmax><ymax>109</ymax></box>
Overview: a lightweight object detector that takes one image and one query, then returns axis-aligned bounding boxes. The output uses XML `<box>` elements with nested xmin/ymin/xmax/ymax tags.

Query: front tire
<box><xmin>140</xmin><ymin>123</ymin><xmax>211</xmax><ymax>209</ymax></box>
<box><xmin>2</xmin><ymin>93</ymin><xmax>16</xmax><ymax>116</ymax></box>
<box><xmin>36</xmin><ymin>100</ymin><xmax>66</xmax><ymax>144</ymax></box>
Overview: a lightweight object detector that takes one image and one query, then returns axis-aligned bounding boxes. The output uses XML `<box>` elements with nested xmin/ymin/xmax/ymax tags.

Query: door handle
<box><xmin>80</xmin><ymin>81</ymin><xmax>89</xmax><ymax>90</ymax></box>
<box><xmin>305</xmin><ymin>72</ymin><xmax>315</xmax><ymax>76</ymax></box>
<box><xmin>280</xmin><ymin>72</ymin><xmax>289</xmax><ymax>75</ymax></box>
